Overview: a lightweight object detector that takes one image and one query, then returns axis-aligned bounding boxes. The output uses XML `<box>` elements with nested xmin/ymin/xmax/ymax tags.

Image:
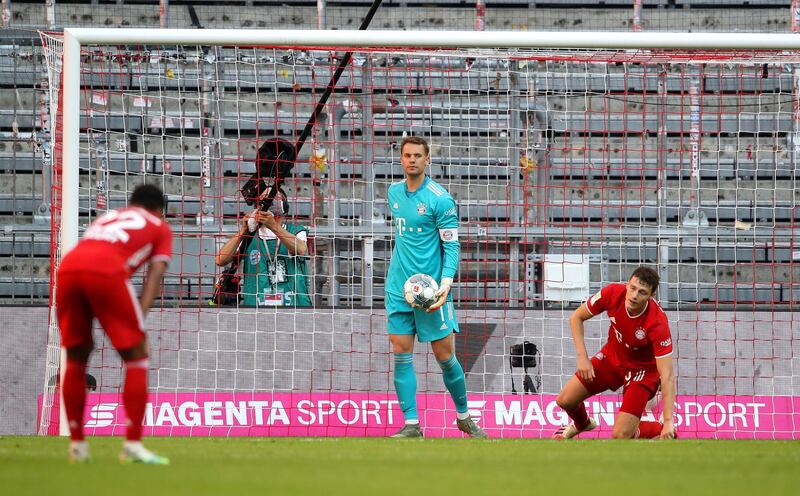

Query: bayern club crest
<box><xmin>635</xmin><ymin>328</ymin><xmax>646</xmax><ymax>340</ymax></box>
<box><xmin>249</xmin><ymin>250</ymin><xmax>261</xmax><ymax>265</ymax></box>
<box><xmin>417</xmin><ymin>203</ymin><xmax>427</xmax><ymax>215</ymax></box>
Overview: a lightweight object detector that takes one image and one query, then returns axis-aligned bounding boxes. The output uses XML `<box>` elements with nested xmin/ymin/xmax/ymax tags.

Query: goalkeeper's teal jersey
<box><xmin>385</xmin><ymin>176</ymin><xmax>460</xmax><ymax>313</ymax></box>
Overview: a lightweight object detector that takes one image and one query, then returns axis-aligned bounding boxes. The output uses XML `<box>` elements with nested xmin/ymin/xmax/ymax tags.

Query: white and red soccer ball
<box><xmin>403</xmin><ymin>273</ymin><xmax>439</xmax><ymax>310</ymax></box>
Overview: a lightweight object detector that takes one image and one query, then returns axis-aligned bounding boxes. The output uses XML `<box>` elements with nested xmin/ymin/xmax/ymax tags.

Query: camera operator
<box><xmin>216</xmin><ymin>188</ymin><xmax>312</xmax><ymax>307</ymax></box>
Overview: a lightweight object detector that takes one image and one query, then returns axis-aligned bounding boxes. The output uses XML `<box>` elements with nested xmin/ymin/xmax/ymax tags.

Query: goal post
<box><xmin>40</xmin><ymin>28</ymin><xmax>800</xmax><ymax>439</ymax></box>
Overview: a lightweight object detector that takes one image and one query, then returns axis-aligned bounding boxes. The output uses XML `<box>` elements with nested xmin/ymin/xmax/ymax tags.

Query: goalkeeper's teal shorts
<box><xmin>386</xmin><ymin>298</ymin><xmax>459</xmax><ymax>343</ymax></box>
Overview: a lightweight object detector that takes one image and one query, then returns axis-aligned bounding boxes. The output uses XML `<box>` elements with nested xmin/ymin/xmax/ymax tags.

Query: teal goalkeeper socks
<box><xmin>438</xmin><ymin>354</ymin><xmax>468</xmax><ymax>414</ymax></box>
<box><xmin>393</xmin><ymin>353</ymin><xmax>418</xmax><ymax>422</ymax></box>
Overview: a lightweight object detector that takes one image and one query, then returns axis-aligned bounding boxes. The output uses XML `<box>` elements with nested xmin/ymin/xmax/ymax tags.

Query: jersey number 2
<box><xmin>86</xmin><ymin>210</ymin><xmax>146</xmax><ymax>243</ymax></box>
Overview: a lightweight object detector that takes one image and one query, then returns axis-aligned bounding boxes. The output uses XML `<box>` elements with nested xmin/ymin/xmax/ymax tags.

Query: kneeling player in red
<box><xmin>56</xmin><ymin>184</ymin><xmax>172</xmax><ymax>463</ymax></box>
<box><xmin>553</xmin><ymin>266</ymin><xmax>677</xmax><ymax>440</ymax></box>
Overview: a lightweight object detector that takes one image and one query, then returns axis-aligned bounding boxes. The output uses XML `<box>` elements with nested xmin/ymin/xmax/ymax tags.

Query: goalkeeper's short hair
<box><xmin>400</xmin><ymin>136</ymin><xmax>429</xmax><ymax>156</ymax></box>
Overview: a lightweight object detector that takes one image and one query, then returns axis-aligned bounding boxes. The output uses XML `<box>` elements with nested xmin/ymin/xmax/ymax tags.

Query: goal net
<box><xmin>39</xmin><ymin>29</ymin><xmax>799</xmax><ymax>439</ymax></box>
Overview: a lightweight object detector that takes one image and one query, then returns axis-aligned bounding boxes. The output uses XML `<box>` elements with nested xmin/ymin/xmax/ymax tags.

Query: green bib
<box><xmin>241</xmin><ymin>223</ymin><xmax>312</xmax><ymax>307</ymax></box>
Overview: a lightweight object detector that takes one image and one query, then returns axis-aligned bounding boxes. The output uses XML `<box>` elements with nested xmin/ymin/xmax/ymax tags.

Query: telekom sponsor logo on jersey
<box><xmin>45</xmin><ymin>393</ymin><xmax>800</xmax><ymax>439</ymax></box>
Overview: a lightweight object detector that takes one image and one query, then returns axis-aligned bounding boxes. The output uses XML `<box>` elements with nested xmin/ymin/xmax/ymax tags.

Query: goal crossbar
<box><xmin>65</xmin><ymin>28</ymin><xmax>800</xmax><ymax>50</ymax></box>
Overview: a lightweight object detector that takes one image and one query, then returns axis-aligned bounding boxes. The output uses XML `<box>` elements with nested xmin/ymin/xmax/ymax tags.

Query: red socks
<box><xmin>123</xmin><ymin>358</ymin><xmax>149</xmax><ymax>441</ymax></box>
<box><xmin>636</xmin><ymin>421</ymin><xmax>663</xmax><ymax>439</ymax></box>
<box><xmin>564</xmin><ymin>403</ymin><xmax>592</xmax><ymax>430</ymax></box>
<box><xmin>63</xmin><ymin>359</ymin><xmax>88</xmax><ymax>441</ymax></box>
<box><xmin>63</xmin><ymin>357</ymin><xmax>149</xmax><ymax>441</ymax></box>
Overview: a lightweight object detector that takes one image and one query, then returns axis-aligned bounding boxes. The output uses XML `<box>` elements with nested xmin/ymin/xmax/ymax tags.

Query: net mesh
<box><xmin>39</xmin><ymin>31</ymin><xmax>65</xmax><ymax>435</ymax></box>
<box><xmin>38</xmin><ymin>34</ymin><xmax>800</xmax><ymax>438</ymax></box>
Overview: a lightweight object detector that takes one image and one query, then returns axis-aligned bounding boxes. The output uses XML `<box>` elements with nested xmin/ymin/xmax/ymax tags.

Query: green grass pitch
<box><xmin>1</xmin><ymin>436</ymin><xmax>798</xmax><ymax>495</ymax></box>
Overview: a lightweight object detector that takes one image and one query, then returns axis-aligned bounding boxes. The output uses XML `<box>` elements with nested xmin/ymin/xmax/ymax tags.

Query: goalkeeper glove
<box><xmin>436</xmin><ymin>277</ymin><xmax>453</xmax><ymax>298</ymax></box>
<box><xmin>427</xmin><ymin>277</ymin><xmax>453</xmax><ymax>312</ymax></box>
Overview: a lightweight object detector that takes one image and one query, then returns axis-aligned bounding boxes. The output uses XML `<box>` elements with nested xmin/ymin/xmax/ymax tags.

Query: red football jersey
<box><xmin>58</xmin><ymin>207</ymin><xmax>172</xmax><ymax>277</ymax></box>
<box><xmin>585</xmin><ymin>283</ymin><xmax>673</xmax><ymax>369</ymax></box>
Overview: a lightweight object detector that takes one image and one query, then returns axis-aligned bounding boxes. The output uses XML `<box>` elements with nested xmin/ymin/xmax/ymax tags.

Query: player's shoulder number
<box><xmin>85</xmin><ymin>209</ymin><xmax>147</xmax><ymax>243</ymax></box>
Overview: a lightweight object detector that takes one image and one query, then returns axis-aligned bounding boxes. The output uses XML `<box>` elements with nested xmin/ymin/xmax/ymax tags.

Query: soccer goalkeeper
<box><xmin>384</xmin><ymin>136</ymin><xmax>486</xmax><ymax>439</ymax></box>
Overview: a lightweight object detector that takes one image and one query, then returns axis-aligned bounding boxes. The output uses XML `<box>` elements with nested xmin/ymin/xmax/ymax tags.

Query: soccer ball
<box><xmin>403</xmin><ymin>273</ymin><xmax>439</xmax><ymax>310</ymax></box>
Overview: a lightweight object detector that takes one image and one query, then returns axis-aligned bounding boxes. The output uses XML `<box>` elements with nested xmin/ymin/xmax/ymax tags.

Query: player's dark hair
<box><xmin>129</xmin><ymin>184</ymin><xmax>165</xmax><ymax>212</ymax></box>
<box><xmin>630</xmin><ymin>266</ymin><xmax>660</xmax><ymax>293</ymax></box>
<box><xmin>401</xmin><ymin>136</ymin><xmax>430</xmax><ymax>156</ymax></box>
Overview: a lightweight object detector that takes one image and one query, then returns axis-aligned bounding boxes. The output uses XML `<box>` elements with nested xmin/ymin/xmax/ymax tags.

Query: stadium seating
<box><xmin>1</xmin><ymin>2</ymin><xmax>798</xmax><ymax>306</ymax></box>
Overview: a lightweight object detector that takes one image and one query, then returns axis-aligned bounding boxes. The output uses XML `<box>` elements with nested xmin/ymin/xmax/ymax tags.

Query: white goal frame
<box><xmin>46</xmin><ymin>28</ymin><xmax>800</xmax><ymax>437</ymax></box>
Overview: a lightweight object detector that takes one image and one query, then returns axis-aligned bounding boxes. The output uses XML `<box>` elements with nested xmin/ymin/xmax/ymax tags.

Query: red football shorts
<box><xmin>56</xmin><ymin>271</ymin><xmax>145</xmax><ymax>351</ymax></box>
<box><xmin>576</xmin><ymin>354</ymin><xmax>660</xmax><ymax>418</ymax></box>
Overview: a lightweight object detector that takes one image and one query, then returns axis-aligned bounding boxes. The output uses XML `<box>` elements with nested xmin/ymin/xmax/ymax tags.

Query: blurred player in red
<box><xmin>56</xmin><ymin>184</ymin><xmax>172</xmax><ymax>463</ymax></box>
<box><xmin>553</xmin><ymin>266</ymin><xmax>677</xmax><ymax>440</ymax></box>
